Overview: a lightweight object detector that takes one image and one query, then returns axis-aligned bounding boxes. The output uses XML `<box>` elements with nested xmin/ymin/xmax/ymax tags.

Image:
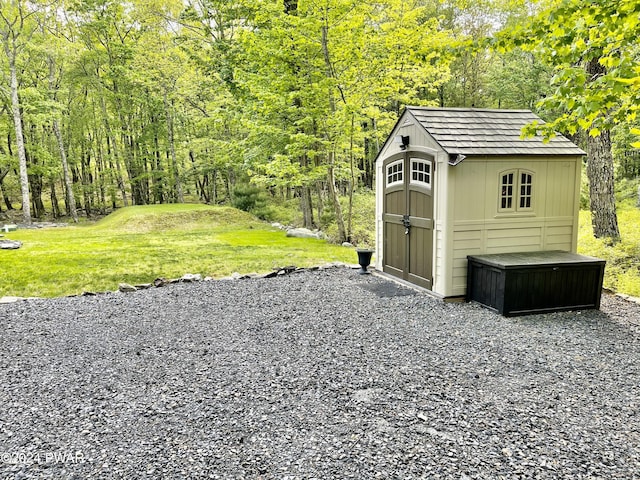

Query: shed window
<box><xmin>386</xmin><ymin>160</ymin><xmax>403</xmax><ymax>187</ymax></box>
<box><xmin>499</xmin><ymin>169</ymin><xmax>534</xmax><ymax>212</ymax></box>
<box><xmin>411</xmin><ymin>159</ymin><xmax>432</xmax><ymax>187</ymax></box>
<box><xmin>500</xmin><ymin>172</ymin><xmax>514</xmax><ymax>209</ymax></box>
<box><xmin>519</xmin><ymin>172</ymin><xmax>532</xmax><ymax>208</ymax></box>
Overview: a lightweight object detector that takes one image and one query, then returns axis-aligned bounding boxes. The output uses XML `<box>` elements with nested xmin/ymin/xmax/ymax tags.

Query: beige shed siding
<box><xmin>432</xmin><ymin>149</ymin><xmax>449</xmax><ymax>295</ymax></box>
<box><xmin>446</xmin><ymin>156</ymin><xmax>581</xmax><ymax>296</ymax></box>
<box><xmin>545</xmin><ymin>224</ymin><xmax>574</xmax><ymax>250</ymax></box>
<box><xmin>486</xmin><ymin>226</ymin><xmax>543</xmax><ymax>251</ymax></box>
<box><xmin>452</xmin><ymin>161</ymin><xmax>487</xmax><ymax>221</ymax></box>
<box><xmin>375</xmin><ymin>118</ymin><xmax>441</xmax><ymax>168</ymax></box>
<box><xmin>450</xmin><ymin>219</ymin><xmax>577</xmax><ymax>295</ymax></box>
<box><xmin>545</xmin><ymin>161</ymin><xmax>579</xmax><ymax>217</ymax></box>
<box><xmin>451</xmin><ymin>227</ymin><xmax>482</xmax><ymax>293</ymax></box>
<box><xmin>434</xmin><ymin>222</ymin><xmax>445</xmax><ymax>293</ymax></box>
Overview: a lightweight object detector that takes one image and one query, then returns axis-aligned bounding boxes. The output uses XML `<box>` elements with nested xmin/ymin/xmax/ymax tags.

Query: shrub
<box><xmin>232</xmin><ymin>184</ymin><xmax>266</xmax><ymax>213</ymax></box>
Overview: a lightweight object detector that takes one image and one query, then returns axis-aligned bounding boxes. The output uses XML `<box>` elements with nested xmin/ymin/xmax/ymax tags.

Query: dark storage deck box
<box><xmin>466</xmin><ymin>251</ymin><xmax>605</xmax><ymax>316</ymax></box>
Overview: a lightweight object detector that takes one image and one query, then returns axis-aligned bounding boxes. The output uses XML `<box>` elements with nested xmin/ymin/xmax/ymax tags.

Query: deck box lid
<box><xmin>467</xmin><ymin>251</ymin><xmax>605</xmax><ymax>269</ymax></box>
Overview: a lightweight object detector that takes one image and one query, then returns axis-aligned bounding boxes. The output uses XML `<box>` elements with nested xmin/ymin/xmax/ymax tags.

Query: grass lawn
<box><xmin>0</xmin><ymin>204</ymin><xmax>357</xmax><ymax>298</ymax></box>
<box><xmin>578</xmin><ymin>201</ymin><xmax>640</xmax><ymax>297</ymax></box>
<box><xmin>3</xmin><ymin>200</ymin><xmax>639</xmax><ymax>299</ymax></box>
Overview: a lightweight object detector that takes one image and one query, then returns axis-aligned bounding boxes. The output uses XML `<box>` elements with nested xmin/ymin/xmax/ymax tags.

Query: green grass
<box><xmin>0</xmin><ymin>204</ymin><xmax>356</xmax><ymax>298</ymax></box>
<box><xmin>4</xmin><ymin>198</ymin><xmax>638</xmax><ymax>299</ymax></box>
<box><xmin>578</xmin><ymin>201</ymin><xmax>640</xmax><ymax>297</ymax></box>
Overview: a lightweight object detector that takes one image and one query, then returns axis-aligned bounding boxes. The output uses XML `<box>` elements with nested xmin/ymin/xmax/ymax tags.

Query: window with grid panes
<box><xmin>410</xmin><ymin>159</ymin><xmax>432</xmax><ymax>187</ymax></box>
<box><xmin>499</xmin><ymin>169</ymin><xmax>533</xmax><ymax>212</ymax></box>
<box><xmin>386</xmin><ymin>160</ymin><xmax>403</xmax><ymax>187</ymax></box>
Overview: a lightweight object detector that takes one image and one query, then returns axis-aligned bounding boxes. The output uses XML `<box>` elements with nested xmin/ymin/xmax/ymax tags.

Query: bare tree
<box><xmin>0</xmin><ymin>1</ymin><xmax>41</xmax><ymax>224</ymax></box>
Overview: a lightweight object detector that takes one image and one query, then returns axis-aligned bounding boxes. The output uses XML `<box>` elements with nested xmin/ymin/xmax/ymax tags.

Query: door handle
<box><xmin>402</xmin><ymin>215</ymin><xmax>411</xmax><ymax>235</ymax></box>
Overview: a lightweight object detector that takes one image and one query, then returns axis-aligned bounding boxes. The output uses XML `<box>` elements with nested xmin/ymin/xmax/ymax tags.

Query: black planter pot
<box><xmin>356</xmin><ymin>249</ymin><xmax>374</xmax><ymax>275</ymax></box>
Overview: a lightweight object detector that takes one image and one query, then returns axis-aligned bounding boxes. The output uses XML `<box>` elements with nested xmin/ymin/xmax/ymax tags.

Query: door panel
<box><xmin>383</xmin><ymin>153</ymin><xmax>407</xmax><ymax>279</ymax></box>
<box><xmin>384</xmin><ymin>221</ymin><xmax>405</xmax><ymax>277</ymax></box>
<box><xmin>408</xmin><ymin>180</ymin><xmax>433</xmax><ymax>289</ymax></box>
<box><xmin>408</xmin><ymin>225</ymin><xmax>432</xmax><ymax>288</ymax></box>
<box><xmin>382</xmin><ymin>153</ymin><xmax>434</xmax><ymax>290</ymax></box>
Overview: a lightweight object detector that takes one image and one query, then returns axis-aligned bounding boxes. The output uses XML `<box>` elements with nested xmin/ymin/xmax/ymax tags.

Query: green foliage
<box><xmin>612</xmin><ymin>124</ymin><xmax>640</xmax><ymax>179</ymax></box>
<box><xmin>578</xmin><ymin>202</ymin><xmax>640</xmax><ymax>297</ymax></box>
<box><xmin>579</xmin><ymin>165</ymin><xmax>590</xmax><ymax>210</ymax></box>
<box><xmin>614</xmin><ymin>177</ymin><xmax>640</xmax><ymax>204</ymax></box>
<box><xmin>0</xmin><ymin>204</ymin><xmax>355</xmax><ymax>298</ymax></box>
<box><xmin>321</xmin><ymin>190</ymin><xmax>376</xmax><ymax>247</ymax></box>
<box><xmin>261</xmin><ymin>199</ymin><xmax>298</xmax><ymax>226</ymax></box>
<box><xmin>231</xmin><ymin>184</ymin><xmax>264</xmax><ymax>212</ymax></box>
<box><xmin>231</xmin><ymin>183</ymin><xmax>276</xmax><ymax>220</ymax></box>
<box><xmin>497</xmin><ymin>0</ymin><xmax>640</xmax><ymax>142</ymax></box>
<box><xmin>484</xmin><ymin>49</ymin><xmax>552</xmax><ymax>110</ymax></box>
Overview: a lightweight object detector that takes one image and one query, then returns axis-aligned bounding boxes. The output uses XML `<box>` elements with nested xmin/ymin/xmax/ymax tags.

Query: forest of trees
<box><xmin>1</xmin><ymin>0</ymin><xmax>638</xmax><ymax>242</ymax></box>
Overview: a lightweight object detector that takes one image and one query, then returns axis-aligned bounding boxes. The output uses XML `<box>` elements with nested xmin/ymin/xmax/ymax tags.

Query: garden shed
<box><xmin>375</xmin><ymin>107</ymin><xmax>587</xmax><ymax>300</ymax></box>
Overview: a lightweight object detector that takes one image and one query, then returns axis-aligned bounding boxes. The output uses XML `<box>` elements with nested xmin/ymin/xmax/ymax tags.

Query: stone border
<box><xmin>3</xmin><ymin>265</ymin><xmax>639</xmax><ymax>308</ymax></box>
<box><xmin>0</xmin><ymin>263</ymin><xmax>360</xmax><ymax>303</ymax></box>
<box><xmin>115</xmin><ymin>263</ymin><xmax>359</xmax><ymax>293</ymax></box>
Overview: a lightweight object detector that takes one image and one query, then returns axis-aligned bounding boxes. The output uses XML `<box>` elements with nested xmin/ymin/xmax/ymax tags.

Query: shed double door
<box><xmin>382</xmin><ymin>152</ymin><xmax>434</xmax><ymax>290</ymax></box>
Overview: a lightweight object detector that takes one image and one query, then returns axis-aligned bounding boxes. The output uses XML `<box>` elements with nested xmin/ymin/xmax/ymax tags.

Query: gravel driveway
<box><xmin>1</xmin><ymin>267</ymin><xmax>639</xmax><ymax>479</ymax></box>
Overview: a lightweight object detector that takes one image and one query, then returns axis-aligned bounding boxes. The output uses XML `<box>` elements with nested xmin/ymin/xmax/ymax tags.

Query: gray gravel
<box><xmin>1</xmin><ymin>267</ymin><xmax>639</xmax><ymax>479</ymax></box>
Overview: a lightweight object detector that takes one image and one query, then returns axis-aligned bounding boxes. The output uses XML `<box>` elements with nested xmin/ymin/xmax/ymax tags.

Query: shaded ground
<box><xmin>1</xmin><ymin>267</ymin><xmax>639</xmax><ymax>479</ymax></box>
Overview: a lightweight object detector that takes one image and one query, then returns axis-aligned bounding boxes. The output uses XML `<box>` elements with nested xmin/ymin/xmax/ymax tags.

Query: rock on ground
<box><xmin>286</xmin><ymin>227</ymin><xmax>325</xmax><ymax>239</ymax></box>
<box><xmin>0</xmin><ymin>268</ymin><xmax>639</xmax><ymax>479</ymax></box>
<box><xmin>0</xmin><ymin>239</ymin><xmax>21</xmax><ymax>249</ymax></box>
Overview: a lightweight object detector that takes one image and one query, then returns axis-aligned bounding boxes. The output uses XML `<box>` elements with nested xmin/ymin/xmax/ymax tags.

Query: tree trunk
<box><xmin>8</xmin><ymin>54</ymin><xmax>31</xmax><ymax>223</ymax></box>
<box><xmin>0</xmin><ymin>180</ymin><xmax>13</xmax><ymax>210</ymax></box>
<box><xmin>327</xmin><ymin>155</ymin><xmax>347</xmax><ymax>243</ymax></box>
<box><xmin>50</xmin><ymin>179</ymin><xmax>60</xmax><ymax>218</ymax></box>
<box><xmin>315</xmin><ymin>181</ymin><xmax>324</xmax><ymax>223</ymax></box>
<box><xmin>94</xmin><ymin>140</ymin><xmax>106</xmax><ymax>214</ymax></box>
<box><xmin>320</xmin><ymin>22</ymin><xmax>348</xmax><ymax>242</ymax></box>
<box><xmin>164</xmin><ymin>91</ymin><xmax>183</xmax><ymax>203</ymax></box>
<box><xmin>300</xmin><ymin>186</ymin><xmax>315</xmax><ymax>229</ymax></box>
<box><xmin>29</xmin><ymin>173</ymin><xmax>45</xmax><ymax>218</ymax></box>
<box><xmin>49</xmin><ymin>56</ymin><xmax>79</xmax><ymax>222</ymax></box>
<box><xmin>584</xmin><ymin>58</ymin><xmax>620</xmax><ymax>240</ymax></box>
<box><xmin>299</xmin><ymin>154</ymin><xmax>315</xmax><ymax>228</ymax></box>
<box><xmin>0</xmin><ymin>169</ymin><xmax>11</xmax><ymax>212</ymax></box>
<box><xmin>120</xmin><ymin>123</ymin><xmax>144</xmax><ymax>206</ymax></box>
<box><xmin>80</xmin><ymin>146</ymin><xmax>92</xmax><ymax>217</ymax></box>
<box><xmin>586</xmin><ymin>130</ymin><xmax>620</xmax><ymax>239</ymax></box>
<box><xmin>347</xmin><ymin>114</ymin><xmax>355</xmax><ymax>242</ymax></box>
<box><xmin>101</xmin><ymin>97</ymin><xmax>128</xmax><ymax>207</ymax></box>
<box><xmin>212</xmin><ymin>170</ymin><xmax>217</xmax><ymax>204</ymax></box>
<box><xmin>53</xmin><ymin>119</ymin><xmax>78</xmax><ymax>222</ymax></box>
<box><xmin>189</xmin><ymin>149</ymin><xmax>207</xmax><ymax>202</ymax></box>
<box><xmin>153</xmin><ymin>127</ymin><xmax>165</xmax><ymax>204</ymax></box>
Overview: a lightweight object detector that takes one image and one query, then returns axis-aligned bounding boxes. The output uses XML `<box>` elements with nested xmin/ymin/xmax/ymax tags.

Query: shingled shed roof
<box><xmin>405</xmin><ymin>107</ymin><xmax>586</xmax><ymax>158</ymax></box>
